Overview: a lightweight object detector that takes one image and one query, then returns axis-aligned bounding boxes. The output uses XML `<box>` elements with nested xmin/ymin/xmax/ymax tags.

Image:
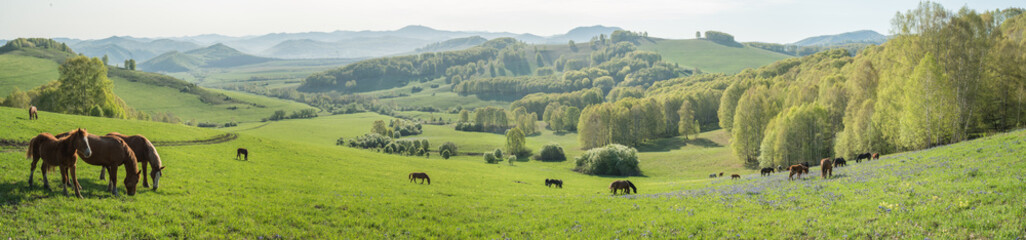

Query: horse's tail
<box><xmin>26</xmin><ymin>136</ymin><xmax>36</xmax><ymax>160</ymax></box>
<box><xmin>626</xmin><ymin>180</ymin><xmax>637</xmax><ymax>194</ymax></box>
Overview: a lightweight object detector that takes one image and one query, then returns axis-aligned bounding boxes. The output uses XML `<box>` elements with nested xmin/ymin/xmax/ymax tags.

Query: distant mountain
<box><xmin>549</xmin><ymin>26</ymin><xmax>623</xmax><ymax>43</ymax></box>
<box><xmin>261</xmin><ymin>36</ymin><xmax>430</xmax><ymax>59</ymax></box>
<box><xmin>792</xmin><ymin>30</ymin><xmax>887</xmax><ymax>47</ymax></box>
<box><xmin>415</xmin><ymin>36</ymin><xmax>488</xmax><ymax>53</ymax></box>
<box><xmin>67</xmin><ymin>36</ymin><xmax>201</xmax><ymax>63</ymax></box>
<box><xmin>140</xmin><ymin>43</ymin><xmax>273</xmax><ymax>72</ymax></box>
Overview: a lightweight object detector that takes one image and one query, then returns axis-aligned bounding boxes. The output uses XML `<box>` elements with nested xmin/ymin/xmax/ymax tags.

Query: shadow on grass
<box><xmin>0</xmin><ymin>176</ymin><xmax>121</xmax><ymax>205</ymax></box>
<box><xmin>636</xmin><ymin>137</ymin><xmax>723</xmax><ymax>152</ymax></box>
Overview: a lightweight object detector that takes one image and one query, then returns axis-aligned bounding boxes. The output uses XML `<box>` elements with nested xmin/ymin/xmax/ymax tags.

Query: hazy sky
<box><xmin>1</xmin><ymin>0</ymin><xmax>1022</xmax><ymax>43</ymax></box>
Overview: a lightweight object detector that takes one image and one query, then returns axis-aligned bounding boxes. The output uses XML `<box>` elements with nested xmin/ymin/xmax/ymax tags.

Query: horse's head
<box><xmin>151</xmin><ymin>166</ymin><xmax>165</xmax><ymax>190</ymax></box>
<box><xmin>71</xmin><ymin>128</ymin><xmax>92</xmax><ymax>158</ymax></box>
<box><xmin>125</xmin><ymin>169</ymin><xmax>140</xmax><ymax>196</ymax></box>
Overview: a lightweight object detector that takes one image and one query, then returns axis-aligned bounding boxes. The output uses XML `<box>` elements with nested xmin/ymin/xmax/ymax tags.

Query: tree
<box><xmin>458</xmin><ymin>109</ymin><xmax>470</xmax><ymax>122</ymax></box>
<box><xmin>677</xmin><ymin>100</ymin><xmax>700</xmax><ymax>139</ymax></box>
<box><xmin>536</xmin><ymin>143</ymin><xmax>566</xmax><ymax>162</ymax></box>
<box><xmin>696</xmin><ymin>31</ymin><xmax>701</xmax><ymax>38</ymax></box>
<box><xmin>37</xmin><ymin>56</ymin><xmax>127</xmax><ymax>118</ymax></box>
<box><xmin>2</xmin><ymin>87</ymin><xmax>31</xmax><ymax>108</ymax></box>
<box><xmin>898</xmin><ymin>53</ymin><xmax>957</xmax><ymax>150</ymax></box>
<box><xmin>102</xmin><ymin>55</ymin><xmax>109</xmax><ymax>65</ymax></box>
<box><xmin>568</xmin><ymin>40</ymin><xmax>578</xmax><ymax>52</ymax></box>
<box><xmin>573</xmin><ymin>144</ymin><xmax>640</xmax><ymax>176</ymax></box>
<box><xmin>439</xmin><ymin>142</ymin><xmax>458</xmax><ymax>157</ymax></box>
<box><xmin>731</xmin><ymin>86</ymin><xmax>777</xmax><ymax>167</ymax></box>
<box><xmin>371</xmin><ymin>120</ymin><xmax>388</xmax><ymax>135</ymax></box>
<box><xmin>505</xmin><ymin>127</ymin><xmax>529</xmax><ymax>158</ymax></box>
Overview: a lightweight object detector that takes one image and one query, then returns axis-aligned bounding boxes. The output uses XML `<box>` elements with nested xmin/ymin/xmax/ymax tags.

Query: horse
<box><xmin>719</xmin><ymin>172</ymin><xmax>724</xmax><ymax>177</ymax></box>
<box><xmin>872</xmin><ymin>153</ymin><xmax>880</xmax><ymax>160</ymax></box>
<box><xmin>787</xmin><ymin>164</ymin><xmax>809</xmax><ymax>181</ymax></box>
<box><xmin>820</xmin><ymin>158</ymin><xmax>833</xmax><ymax>179</ymax></box>
<box><xmin>760</xmin><ymin>167</ymin><xmax>775</xmax><ymax>176</ymax></box>
<box><xmin>28</xmin><ymin>106</ymin><xmax>38</xmax><ymax>120</ymax></box>
<box><xmin>26</xmin><ymin>129</ymin><xmax>92</xmax><ymax>198</ymax></box>
<box><xmin>104</xmin><ymin>133</ymin><xmax>164</xmax><ymax>190</ymax></box>
<box><xmin>777</xmin><ymin>165</ymin><xmax>784</xmax><ymax>172</ymax></box>
<box><xmin>854</xmin><ymin>152</ymin><xmax>872</xmax><ymax>163</ymax></box>
<box><xmin>59</xmin><ymin>132</ymin><xmax>141</xmax><ymax>196</ymax></box>
<box><xmin>609</xmin><ymin>180</ymin><xmax>637</xmax><ymax>195</ymax></box>
<box><xmin>545</xmin><ymin>179</ymin><xmax>563</xmax><ymax>188</ymax></box>
<box><xmin>409</xmin><ymin>172</ymin><xmax>430</xmax><ymax>184</ymax></box>
<box><xmin>708</xmin><ymin>173</ymin><xmax>717</xmax><ymax>178</ymax></box>
<box><xmin>731</xmin><ymin>174</ymin><xmax>741</xmax><ymax>180</ymax></box>
<box><xmin>237</xmin><ymin>148</ymin><xmax>248</xmax><ymax>161</ymax></box>
<box><xmin>833</xmin><ymin>157</ymin><xmax>847</xmax><ymax>167</ymax></box>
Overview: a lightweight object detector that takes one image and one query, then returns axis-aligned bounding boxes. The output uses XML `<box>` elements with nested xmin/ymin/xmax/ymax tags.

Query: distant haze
<box><xmin>1</xmin><ymin>0</ymin><xmax>1022</xmax><ymax>43</ymax></box>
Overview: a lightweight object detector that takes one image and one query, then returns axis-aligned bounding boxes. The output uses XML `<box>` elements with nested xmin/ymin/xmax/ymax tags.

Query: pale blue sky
<box><xmin>0</xmin><ymin>0</ymin><xmax>1022</xmax><ymax>43</ymax></box>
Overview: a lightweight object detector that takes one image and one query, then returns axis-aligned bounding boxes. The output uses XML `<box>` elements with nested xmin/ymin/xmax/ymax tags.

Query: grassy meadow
<box><xmin>0</xmin><ymin>54</ymin><xmax>59</xmax><ymax>98</ymax></box>
<box><xmin>639</xmin><ymin>39</ymin><xmax>793</xmax><ymax>73</ymax></box>
<box><xmin>1</xmin><ymin>106</ymin><xmax>1025</xmax><ymax>238</ymax></box>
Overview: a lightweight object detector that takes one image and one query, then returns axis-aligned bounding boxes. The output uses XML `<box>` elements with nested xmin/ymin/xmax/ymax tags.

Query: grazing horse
<box><xmin>760</xmin><ymin>167</ymin><xmax>775</xmax><ymax>176</ymax></box>
<box><xmin>104</xmin><ymin>133</ymin><xmax>164</xmax><ymax>190</ymax></box>
<box><xmin>719</xmin><ymin>172</ymin><xmax>724</xmax><ymax>177</ymax></box>
<box><xmin>731</xmin><ymin>174</ymin><xmax>741</xmax><ymax>180</ymax></box>
<box><xmin>709</xmin><ymin>173</ymin><xmax>717</xmax><ymax>178</ymax></box>
<box><xmin>820</xmin><ymin>158</ymin><xmax>833</xmax><ymax>179</ymax></box>
<box><xmin>409</xmin><ymin>172</ymin><xmax>430</xmax><ymax>184</ymax></box>
<box><xmin>854</xmin><ymin>152</ymin><xmax>872</xmax><ymax>163</ymax></box>
<box><xmin>236</xmin><ymin>148</ymin><xmax>248</xmax><ymax>161</ymax></box>
<box><xmin>545</xmin><ymin>179</ymin><xmax>563</xmax><ymax>188</ymax></box>
<box><xmin>872</xmin><ymin>153</ymin><xmax>880</xmax><ymax>160</ymax></box>
<box><xmin>28</xmin><ymin>106</ymin><xmax>38</xmax><ymax>120</ymax></box>
<box><xmin>777</xmin><ymin>165</ymin><xmax>784</xmax><ymax>172</ymax></box>
<box><xmin>60</xmin><ymin>132</ymin><xmax>140</xmax><ymax>196</ymax></box>
<box><xmin>609</xmin><ymin>180</ymin><xmax>637</xmax><ymax>195</ymax></box>
<box><xmin>833</xmin><ymin>157</ymin><xmax>847</xmax><ymax>167</ymax></box>
<box><xmin>788</xmin><ymin>164</ymin><xmax>809</xmax><ymax>181</ymax></box>
<box><xmin>26</xmin><ymin>129</ymin><xmax>93</xmax><ymax>198</ymax></box>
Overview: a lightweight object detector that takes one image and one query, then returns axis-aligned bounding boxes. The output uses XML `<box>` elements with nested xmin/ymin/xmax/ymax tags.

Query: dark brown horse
<box><xmin>409</xmin><ymin>172</ymin><xmax>430</xmax><ymax>184</ymax></box>
<box><xmin>545</xmin><ymin>179</ymin><xmax>563</xmax><ymax>188</ymax></box>
<box><xmin>237</xmin><ymin>148</ymin><xmax>248</xmax><ymax>161</ymax></box>
<box><xmin>820</xmin><ymin>158</ymin><xmax>833</xmax><ymax>179</ymax></box>
<box><xmin>833</xmin><ymin>157</ymin><xmax>847</xmax><ymax>167</ymax></box>
<box><xmin>788</xmin><ymin>164</ymin><xmax>809</xmax><ymax>181</ymax></box>
<box><xmin>27</xmin><ymin>129</ymin><xmax>93</xmax><ymax>198</ymax></box>
<box><xmin>28</xmin><ymin>106</ymin><xmax>38</xmax><ymax>120</ymax></box>
<box><xmin>104</xmin><ymin>133</ymin><xmax>164</xmax><ymax>190</ymax></box>
<box><xmin>760</xmin><ymin>167</ymin><xmax>775</xmax><ymax>176</ymax></box>
<box><xmin>731</xmin><ymin>174</ymin><xmax>741</xmax><ymax>180</ymax></box>
<box><xmin>872</xmin><ymin>153</ymin><xmax>880</xmax><ymax>160</ymax></box>
<box><xmin>72</xmin><ymin>133</ymin><xmax>141</xmax><ymax>196</ymax></box>
<box><xmin>609</xmin><ymin>180</ymin><xmax>637</xmax><ymax>195</ymax></box>
<box><xmin>719</xmin><ymin>172</ymin><xmax>724</xmax><ymax>177</ymax></box>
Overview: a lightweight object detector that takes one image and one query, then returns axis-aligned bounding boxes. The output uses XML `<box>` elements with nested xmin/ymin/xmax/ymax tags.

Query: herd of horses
<box><xmin>408</xmin><ymin>172</ymin><xmax>638</xmax><ymax>195</ymax></box>
<box><xmin>713</xmin><ymin>152</ymin><xmax>881</xmax><ymax>182</ymax></box>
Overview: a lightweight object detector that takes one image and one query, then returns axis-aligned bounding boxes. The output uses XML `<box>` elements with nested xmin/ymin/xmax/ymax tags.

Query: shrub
<box><xmin>484</xmin><ymin>153</ymin><xmax>499</xmax><ymax>164</ymax></box>
<box><xmin>439</xmin><ymin>142</ymin><xmax>458</xmax><ymax>156</ymax></box>
<box><xmin>493</xmin><ymin>149</ymin><xmax>504</xmax><ymax>159</ymax></box>
<box><xmin>536</xmin><ymin>143</ymin><xmax>567</xmax><ymax>162</ymax></box>
<box><xmin>347</xmin><ymin>133</ymin><xmax>392</xmax><ymax>149</ymax></box>
<box><xmin>574</xmin><ymin>144</ymin><xmax>641</xmax><ymax>176</ymax></box>
<box><xmin>441</xmin><ymin>150</ymin><xmax>451</xmax><ymax>159</ymax></box>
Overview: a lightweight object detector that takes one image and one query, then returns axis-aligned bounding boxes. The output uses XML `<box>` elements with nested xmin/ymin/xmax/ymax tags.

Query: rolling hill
<box><xmin>261</xmin><ymin>36</ymin><xmax>430</xmax><ymax>59</ymax></box>
<box><xmin>793</xmin><ymin>30</ymin><xmax>887</xmax><ymax>46</ymax></box>
<box><xmin>638</xmin><ymin>38</ymin><xmax>794</xmax><ymax>73</ymax></box>
<box><xmin>140</xmin><ymin>43</ymin><xmax>274</xmax><ymax>72</ymax></box>
<box><xmin>413</xmin><ymin>36</ymin><xmax>487</xmax><ymax>53</ymax></box>
<box><xmin>69</xmin><ymin>36</ymin><xmax>201</xmax><ymax>63</ymax></box>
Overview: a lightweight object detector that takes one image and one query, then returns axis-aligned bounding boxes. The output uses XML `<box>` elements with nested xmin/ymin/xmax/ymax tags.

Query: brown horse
<box><xmin>833</xmin><ymin>157</ymin><xmax>847</xmax><ymax>167</ymax></box>
<box><xmin>28</xmin><ymin>106</ymin><xmax>38</xmax><ymax>120</ymax></box>
<box><xmin>72</xmin><ymin>133</ymin><xmax>141</xmax><ymax>196</ymax></box>
<box><xmin>760</xmin><ymin>167</ymin><xmax>775</xmax><ymax>176</ymax></box>
<box><xmin>609</xmin><ymin>180</ymin><xmax>637</xmax><ymax>195</ymax></box>
<box><xmin>872</xmin><ymin>153</ymin><xmax>880</xmax><ymax>160</ymax></box>
<box><xmin>788</xmin><ymin>164</ymin><xmax>809</xmax><ymax>181</ymax></box>
<box><xmin>409</xmin><ymin>172</ymin><xmax>430</xmax><ymax>184</ymax></box>
<box><xmin>237</xmin><ymin>148</ymin><xmax>248</xmax><ymax>161</ymax></box>
<box><xmin>820</xmin><ymin>158</ymin><xmax>833</xmax><ymax>179</ymax></box>
<box><xmin>103</xmin><ymin>133</ymin><xmax>164</xmax><ymax>190</ymax></box>
<box><xmin>26</xmin><ymin>129</ymin><xmax>93</xmax><ymax>198</ymax></box>
<box><xmin>719</xmin><ymin>172</ymin><xmax>724</xmax><ymax>177</ymax></box>
<box><xmin>731</xmin><ymin>174</ymin><xmax>741</xmax><ymax>180</ymax></box>
<box><xmin>854</xmin><ymin>152</ymin><xmax>872</xmax><ymax>163</ymax></box>
<box><xmin>545</xmin><ymin>179</ymin><xmax>563</xmax><ymax>188</ymax></box>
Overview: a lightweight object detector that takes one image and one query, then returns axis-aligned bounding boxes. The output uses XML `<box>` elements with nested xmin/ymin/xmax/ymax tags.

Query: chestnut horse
<box><xmin>731</xmin><ymin>174</ymin><xmax>741</xmax><ymax>180</ymax></box>
<box><xmin>872</xmin><ymin>153</ymin><xmax>880</xmax><ymax>160</ymax></box>
<box><xmin>28</xmin><ymin>106</ymin><xmax>38</xmax><ymax>120</ymax></box>
<box><xmin>788</xmin><ymin>164</ymin><xmax>809</xmax><ymax>181</ymax></box>
<box><xmin>820</xmin><ymin>158</ymin><xmax>833</xmax><ymax>179</ymax></box>
<box><xmin>26</xmin><ymin>129</ymin><xmax>92</xmax><ymax>198</ymax></box>
<box><xmin>719</xmin><ymin>172</ymin><xmax>724</xmax><ymax>177</ymax></box>
<box><xmin>237</xmin><ymin>148</ymin><xmax>249</xmax><ymax>161</ymax></box>
<box><xmin>75</xmin><ymin>133</ymin><xmax>141</xmax><ymax>196</ymax></box>
<box><xmin>409</xmin><ymin>172</ymin><xmax>430</xmax><ymax>184</ymax></box>
<box><xmin>545</xmin><ymin>179</ymin><xmax>563</xmax><ymax>188</ymax></box>
<box><xmin>103</xmin><ymin>133</ymin><xmax>164</xmax><ymax>190</ymax></box>
<box><xmin>609</xmin><ymin>180</ymin><xmax>637</xmax><ymax>195</ymax></box>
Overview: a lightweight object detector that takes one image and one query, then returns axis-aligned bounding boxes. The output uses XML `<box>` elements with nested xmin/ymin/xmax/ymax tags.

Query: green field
<box><xmin>1</xmin><ymin>106</ymin><xmax>1024</xmax><ymax>238</ymax></box>
<box><xmin>0</xmin><ymin>54</ymin><xmax>59</xmax><ymax>98</ymax></box>
<box><xmin>639</xmin><ymin>39</ymin><xmax>793</xmax><ymax>73</ymax></box>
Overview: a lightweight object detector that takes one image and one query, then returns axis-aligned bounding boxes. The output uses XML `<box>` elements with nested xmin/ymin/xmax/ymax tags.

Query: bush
<box><xmin>441</xmin><ymin>150</ymin><xmax>451</xmax><ymax>159</ymax></box>
<box><xmin>535</xmin><ymin>143</ymin><xmax>567</xmax><ymax>162</ymax></box>
<box><xmin>484</xmin><ymin>153</ymin><xmax>500</xmax><ymax>164</ymax></box>
<box><xmin>347</xmin><ymin>133</ymin><xmax>392</xmax><ymax>149</ymax></box>
<box><xmin>493</xmin><ymin>149</ymin><xmax>504</xmax><ymax>159</ymax></box>
<box><xmin>439</xmin><ymin>142</ymin><xmax>458</xmax><ymax>156</ymax></box>
<box><xmin>574</xmin><ymin>144</ymin><xmax>641</xmax><ymax>176</ymax></box>
<box><xmin>411</xmin><ymin>86</ymin><xmax>424</xmax><ymax>93</ymax></box>
<box><xmin>336</xmin><ymin>137</ymin><xmax>345</xmax><ymax>146</ymax></box>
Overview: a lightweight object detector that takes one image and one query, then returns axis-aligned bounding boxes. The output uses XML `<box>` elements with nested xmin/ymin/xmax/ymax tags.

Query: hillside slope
<box><xmin>638</xmin><ymin>39</ymin><xmax>793</xmax><ymax>73</ymax></box>
<box><xmin>140</xmin><ymin>44</ymin><xmax>273</xmax><ymax>72</ymax></box>
<box><xmin>793</xmin><ymin>30</ymin><xmax>887</xmax><ymax>46</ymax></box>
<box><xmin>1</xmin><ymin>106</ymin><xmax>1022</xmax><ymax>238</ymax></box>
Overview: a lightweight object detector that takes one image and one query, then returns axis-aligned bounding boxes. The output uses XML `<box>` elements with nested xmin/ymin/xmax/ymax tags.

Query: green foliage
<box><xmin>578</xmin><ymin>97</ymin><xmax>665</xmax><ymax>148</ymax></box>
<box><xmin>677</xmin><ymin>100</ymin><xmax>700</xmax><ymax>139</ymax></box>
<box><xmin>704</xmin><ymin>31</ymin><xmax>742</xmax><ymax>47</ymax></box>
<box><xmin>439</xmin><ymin>141</ymin><xmax>459</xmax><ymax>156</ymax></box>
<box><xmin>505</xmin><ymin>127</ymin><xmax>530</xmax><ymax>158</ymax></box>
<box><xmin>573</xmin><ymin>144</ymin><xmax>641</xmax><ymax>176</ymax></box>
<box><xmin>510</xmin><ymin>88</ymin><xmax>603</xmax><ymax>120</ymax></box>
<box><xmin>536</xmin><ymin>143</ymin><xmax>567</xmax><ymax>162</ymax></box>
<box><xmin>0</xmin><ymin>38</ymin><xmax>74</xmax><ymax>55</ymax></box>
<box><xmin>389</xmin><ymin>118</ymin><xmax>423</xmax><ymax>136</ymax></box>
<box><xmin>29</xmin><ymin>56</ymin><xmax>131</xmax><ymax>119</ymax></box>
<box><xmin>2</xmin><ymin>87</ymin><xmax>31</xmax><ymax>108</ymax></box>
<box><xmin>484</xmin><ymin>152</ymin><xmax>499</xmax><ymax>164</ymax></box>
<box><xmin>455</xmin><ymin>106</ymin><xmax>510</xmax><ymax>133</ymax></box>
<box><xmin>757</xmin><ymin>104</ymin><xmax>833</xmax><ymax>168</ymax></box>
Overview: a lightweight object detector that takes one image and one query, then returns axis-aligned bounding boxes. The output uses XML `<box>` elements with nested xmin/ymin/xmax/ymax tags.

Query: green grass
<box><xmin>639</xmin><ymin>39</ymin><xmax>793</xmax><ymax>73</ymax></box>
<box><xmin>2</xmin><ymin>106</ymin><xmax>1023</xmax><ymax>238</ymax></box>
<box><xmin>0</xmin><ymin>54</ymin><xmax>59</xmax><ymax>98</ymax></box>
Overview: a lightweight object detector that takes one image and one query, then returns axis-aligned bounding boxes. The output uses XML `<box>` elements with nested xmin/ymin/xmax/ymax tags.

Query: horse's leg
<box><xmin>141</xmin><ymin>162</ymin><xmax>149</xmax><ymax>188</ymax></box>
<box><xmin>70</xmin><ymin>165</ymin><xmax>83</xmax><ymax>198</ymax></box>
<box><xmin>29</xmin><ymin>158</ymin><xmax>38</xmax><ymax>187</ymax></box>
<box><xmin>41</xmin><ymin>163</ymin><xmax>51</xmax><ymax>190</ymax></box>
<box><xmin>109</xmin><ymin>166</ymin><xmax>119</xmax><ymax>196</ymax></box>
<box><xmin>99</xmin><ymin>166</ymin><xmax>106</xmax><ymax>180</ymax></box>
<box><xmin>60</xmin><ymin>166</ymin><xmax>70</xmax><ymax>196</ymax></box>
